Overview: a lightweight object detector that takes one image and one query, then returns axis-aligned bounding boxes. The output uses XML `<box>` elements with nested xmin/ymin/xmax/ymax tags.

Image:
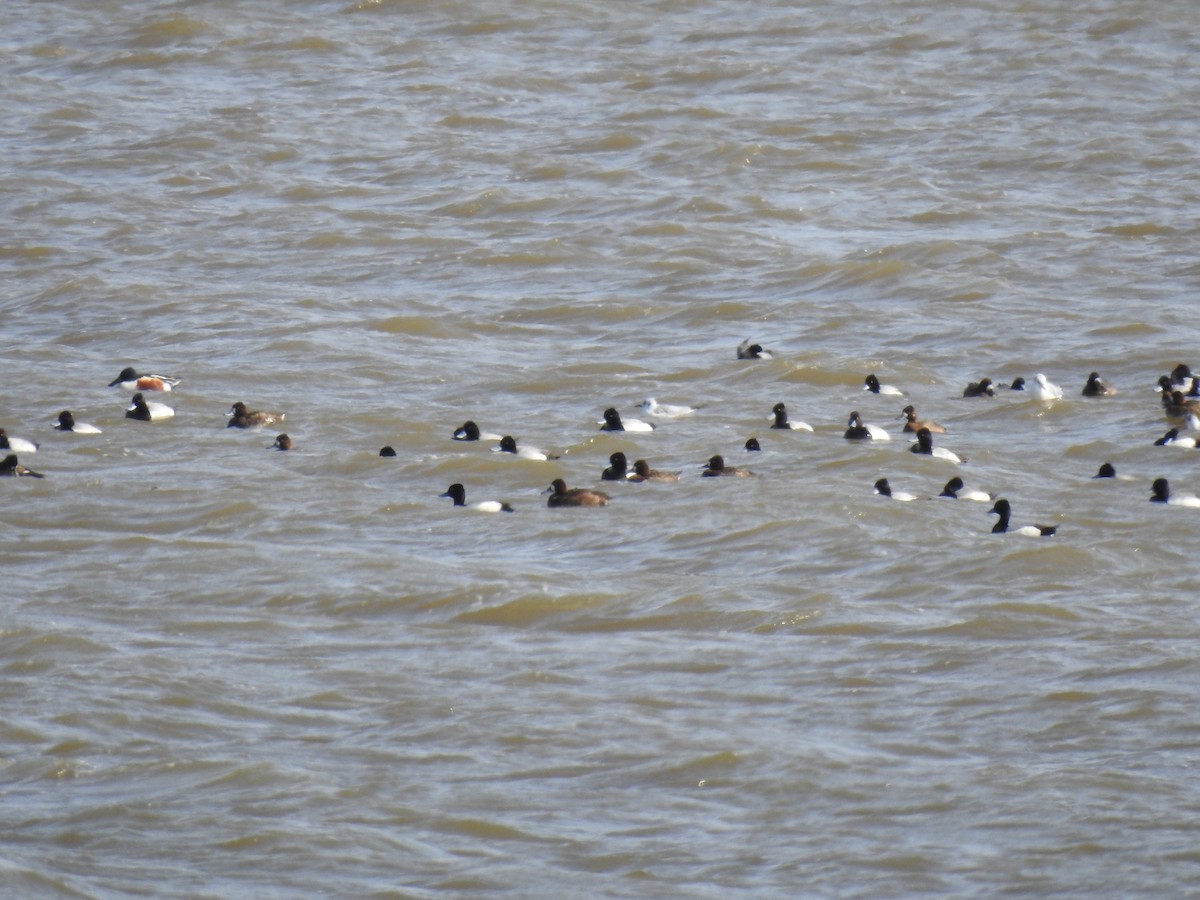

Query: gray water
<box><xmin>4</xmin><ymin>0</ymin><xmax>1200</xmax><ymax>896</ymax></box>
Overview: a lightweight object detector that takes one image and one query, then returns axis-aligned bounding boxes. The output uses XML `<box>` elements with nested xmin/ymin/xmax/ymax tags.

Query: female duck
<box><xmin>900</xmin><ymin>405</ymin><xmax>946</xmax><ymax>434</ymax></box>
<box><xmin>629</xmin><ymin>459</ymin><xmax>680</xmax><ymax>483</ymax></box>
<box><xmin>963</xmin><ymin>378</ymin><xmax>995</xmax><ymax>398</ymax></box>
<box><xmin>702</xmin><ymin>455</ymin><xmax>754</xmax><ymax>477</ymax></box>
<box><xmin>441</xmin><ymin>483</ymin><xmax>513</xmax><ymax>513</ymax></box>
<box><xmin>770</xmin><ymin>402</ymin><xmax>813</xmax><ymax>432</ymax></box>
<box><xmin>545</xmin><ymin>479</ymin><xmax>610</xmax><ymax>507</ymax></box>
<box><xmin>988</xmin><ymin>499</ymin><xmax>1057</xmax><ymax>536</ymax></box>
<box><xmin>227</xmin><ymin>401</ymin><xmax>283</xmax><ymax>428</ymax></box>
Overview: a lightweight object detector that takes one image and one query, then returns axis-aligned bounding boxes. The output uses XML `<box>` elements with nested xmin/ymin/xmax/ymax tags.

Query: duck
<box><xmin>379</xmin><ymin>446</ymin><xmax>398</xmax><ymax>457</ymax></box>
<box><xmin>628</xmin><ymin>459</ymin><xmax>681</xmax><ymax>483</ymax></box>
<box><xmin>453</xmin><ymin>420</ymin><xmax>502</xmax><ymax>442</ymax></box>
<box><xmin>493</xmin><ymin>435</ymin><xmax>557</xmax><ymax>461</ymax></box>
<box><xmin>910</xmin><ymin>427</ymin><xmax>962</xmax><ymax>463</ymax></box>
<box><xmin>227</xmin><ymin>401</ymin><xmax>283</xmax><ymax>428</ymax></box>
<box><xmin>441</xmin><ymin>482</ymin><xmax>513</xmax><ymax>513</ymax></box>
<box><xmin>1168</xmin><ymin>363</ymin><xmax>1197</xmax><ymax>392</ymax></box>
<box><xmin>963</xmin><ymin>378</ymin><xmax>995</xmax><ymax>398</ymax></box>
<box><xmin>53</xmin><ymin>411</ymin><xmax>102</xmax><ymax>434</ymax></box>
<box><xmin>701</xmin><ymin>455</ymin><xmax>754</xmax><ymax>477</ymax></box>
<box><xmin>770</xmin><ymin>402</ymin><xmax>813</xmax><ymax>432</ymax></box>
<box><xmin>601</xmin><ymin>451</ymin><xmax>631</xmax><ymax>481</ymax></box>
<box><xmin>1094</xmin><ymin>462</ymin><xmax>1117</xmax><ymax>479</ymax></box>
<box><xmin>1150</xmin><ymin>478</ymin><xmax>1200</xmax><ymax>508</ymax></box>
<box><xmin>545</xmin><ymin>478</ymin><xmax>610</xmax><ymax>507</ymax></box>
<box><xmin>900</xmin><ymin>405</ymin><xmax>946</xmax><ymax>434</ymax></box>
<box><xmin>736</xmin><ymin>338</ymin><xmax>773</xmax><ymax>360</ymax></box>
<box><xmin>270</xmin><ymin>434</ymin><xmax>292</xmax><ymax>451</ymax></box>
<box><xmin>640</xmin><ymin>398</ymin><xmax>699</xmax><ymax>419</ymax></box>
<box><xmin>873</xmin><ymin>478</ymin><xmax>918</xmax><ymax>501</ymax></box>
<box><xmin>1081</xmin><ymin>372</ymin><xmax>1116</xmax><ymax>397</ymax></box>
<box><xmin>1030</xmin><ymin>373</ymin><xmax>1064</xmax><ymax>402</ymax></box>
<box><xmin>1163</xmin><ymin>391</ymin><xmax>1200</xmax><ymax>424</ymax></box>
<box><xmin>108</xmin><ymin>366</ymin><xmax>180</xmax><ymax>392</ymax></box>
<box><xmin>939</xmin><ymin>476</ymin><xmax>992</xmax><ymax>501</ymax></box>
<box><xmin>744</xmin><ymin>437</ymin><xmax>761</xmax><ymax>451</ymax></box>
<box><xmin>0</xmin><ymin>453</ymin><xmax>44</xmax><ymax>478</ymax></box>
<box><xmin>1008</xmin><ymin>377</ymin><xmax>1026</xmax><ymax>391</ymax></box>
<box><xmin>844</xmin><ymin>411</ymin><xmax>890</xmax><ymax>441</ymax></box>
<box><xmin>1154</xmin><ymin>428</ymin><xmax>1197</xmax><ymax>448</ymax></box>
<box><xmin>0</xmin><ymin>429</ymin><xmax>39</xmax><ymax>453</ymax></box>
<box><xmin>863</xmin><ymin>373</ymin><xmax>903</xmax><ymax>396</ymax></box>
<box><xmin>599</xmin><ymin>407</ymin><xmax>655</xmax><ymax>433</ymax></box>
<box><xmin>126</xmin><ymin>393</ymin><xmax>174</xmax><ymax>421</ymax></box>
<box><xmin>988</xmin><ymin>499</ymin><xmax>1057</xmax><ymax>536</ymax></box>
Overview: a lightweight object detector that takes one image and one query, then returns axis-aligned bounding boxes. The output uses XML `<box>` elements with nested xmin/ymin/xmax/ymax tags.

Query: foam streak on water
<box><xmin>4</xmin><ymin>0</ymin><xmax>1200</xmax><ymax>896</ymax></box>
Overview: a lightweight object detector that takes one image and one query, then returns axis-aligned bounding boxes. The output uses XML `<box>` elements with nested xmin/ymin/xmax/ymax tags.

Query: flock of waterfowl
<box><xmin>1</xmin><ymin>366</ymin><xmax>286</xmax><ymax>479</ymax></box>
<box><xmin>6</xmin><ymin>355</ymin><xmax>1199</xmax><ymax>533</ymax></box>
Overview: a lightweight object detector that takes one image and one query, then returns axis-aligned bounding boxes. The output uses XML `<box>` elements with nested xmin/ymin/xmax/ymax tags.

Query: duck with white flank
<box><xmin>493</xmin><ymin>435</ymin><xmax>557</xmax><ymax>461</ymax></box>
<box><xmin>844</xmin><ymin>411</ymin><xmax>890</xmax><ymax>441</ymax></box>
<box><xmin>441</xmin><ymin>483</ymin><xmax>513</xmax><ymax>513</ymax></box>
<box><xmin>126</xmin><ymin>393</ymin><xmax>174</xmax><ymax>422</ymax></box>
<box><xmin>939</xmin><ymin>477</ymin><xmax>992</xmax><ymax>501</ymax></box>
<box><xmin>54</xmin><ymin>411</ymin><xmax>102</xmax><ymax>434</ymax></box>
<box><xmin>910</xmin><ymin>427</ymin><xmax>962</xmax><ymax>463</ymax></box>
<box><xmin>1150</xmin><ymin>478</ymin><xmax>1200</xmax><ymax>507</ymax></box>
<box><xmin>873</xmin><ymin>478</ymin><xmax>918</xmax><ymax>501</ymax></box>
<box><xmin>988</xmin><ymin>499</ymin><xmax>1057</xmax><ymax>536</ymax></box>
<box><xmin>108</xmin><ymin>367</ymin><xmax>180</xmax><ymax>392</ymax></box>
<box><xmin>863</xmin><ymin>373</ymin><xmax>903</xmax><ymax>396</ymax></box>
<box><xmin>599</xmin><ymin>407</ymin><xmax>655</xmax><ymax>433</ymax></box>
<box><xmin>770</xmin><ymin>402</ymin><xmax>813</xmax><ymax>432</ymax></box>
<box><xmin>736</xmin><ymin>339</ymin><xmax>773</xmax><ymax>360</ymax></box>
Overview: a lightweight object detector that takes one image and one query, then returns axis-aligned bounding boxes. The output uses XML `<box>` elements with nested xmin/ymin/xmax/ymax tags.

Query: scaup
<box><xmin>0</xmin><ymin>453</ymin><xmax>43</xmax><ymax>478</ymax></box>
<box><xmin>988</xmin><ymin>499</ymin><xmax>1057</xmax><ymax>536</ymax></box>
<box><xmin>441</xmin><ymin>482</ymin><xmax>514</xmax><ymax>513</ymax></box>
<box><xmin>126</xmin><ymin>393</ymin><xmax>174</xmax><ymax>422</ymax></box>
<box><xmin>770</xmin><ymin>402</ymin><xmax>813</xmax><ymax>432</ymax></box>
<box><xmin>545</xmin><ymin>478</ymin><xmax>610</xmax><ymax>507</ymax></box>
<box><xmin>54</xmin><ymin>411</ymin><xmax>101</xmax><ymax>434</ymax></box>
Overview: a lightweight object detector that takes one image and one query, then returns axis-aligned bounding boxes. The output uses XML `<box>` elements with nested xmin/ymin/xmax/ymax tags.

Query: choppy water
<box><xmin>4</xmin><ymin>0</ymin><xmax>1200</xmax><ymax>896</ymax></box>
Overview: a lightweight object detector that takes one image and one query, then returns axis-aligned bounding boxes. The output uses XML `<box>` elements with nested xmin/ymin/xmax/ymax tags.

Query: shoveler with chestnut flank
<box><xmin>0</xmin><ymin>453</ymin><xmax>44</xmax><ymax>478</ymax></box>
<box><xmin>54</xmin><ymin>411</ymin><xmax>102</xmax><ymax>434</ymax></box>
<box><xmin>545</xmin><ymin>478</ymin><xmax>610</xmax><ymax>507</ymax></box>
<box><xmin>126</xmin><ymin>393</ymin><xmax>174</xmax><ymax>421</ymax></box>
<box><xmin>227</xmin><ymin>402</ymin><xmax>284</xmax><ymax>428</ymax></box>
<box><xmin>108</xmin><ymin>367</ymin><xmax>180</xmax><ymax>392</ymax></box>
<box><xmin>0</xmin><ymin>429</ymin><xmax>39</xmax><ymax>453</ymax></box>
